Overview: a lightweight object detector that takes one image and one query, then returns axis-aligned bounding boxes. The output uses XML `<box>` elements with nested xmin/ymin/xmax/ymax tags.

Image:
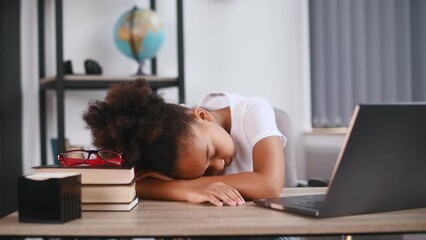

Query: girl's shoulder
<box><xmin>199</xmin><ymin>92</ymin><xmax>272</xmax><ymax>111</ymax></box>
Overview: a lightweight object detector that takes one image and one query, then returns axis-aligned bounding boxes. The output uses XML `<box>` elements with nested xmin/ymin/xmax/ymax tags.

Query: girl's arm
<box><xmin>136</xmin><ymin>136</ymin><xmax>285</xmax><ymax>205</ymax></box>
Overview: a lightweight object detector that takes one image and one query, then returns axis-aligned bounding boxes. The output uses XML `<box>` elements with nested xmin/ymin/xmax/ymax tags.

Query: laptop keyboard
<box><xmin>291</xmin><ymin>200</ymin><xmax>322</xmax><ymax>209</ymax></box>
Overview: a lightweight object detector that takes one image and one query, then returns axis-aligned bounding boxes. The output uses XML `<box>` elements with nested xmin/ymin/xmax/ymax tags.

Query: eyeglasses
<box><xmin>58</xmin><ymin>149</ymin><xmax>124</xmax><ymax>166</ymax></box>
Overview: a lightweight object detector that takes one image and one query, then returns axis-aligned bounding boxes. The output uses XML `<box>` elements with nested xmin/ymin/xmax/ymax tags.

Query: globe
<box><xmin>113</xmin><ymin>6</ymin><xmax>165</xmax><ymax>75</ymax></box>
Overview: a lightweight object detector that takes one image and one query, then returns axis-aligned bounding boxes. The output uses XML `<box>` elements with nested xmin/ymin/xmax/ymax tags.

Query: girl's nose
<box><xmin>205</xmin><ymin>159</ymin><xmax>226</xmax><ymax>176</ymax></box>
<box><xmin>211</xmin><ymin>158</ymin><xmax>225</xmax><ymax>171</ymax></box>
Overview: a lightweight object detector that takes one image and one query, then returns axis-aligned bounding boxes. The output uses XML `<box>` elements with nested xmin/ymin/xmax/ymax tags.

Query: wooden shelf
<box><xmin>38</xmin><ymin>0</ymin><xmax>185</xmax><ymax>163</ymax></box>
<box><xmin>40</xmin><ymin>75</ymin><xmax>179</xmax><ymax>90</ymax></box>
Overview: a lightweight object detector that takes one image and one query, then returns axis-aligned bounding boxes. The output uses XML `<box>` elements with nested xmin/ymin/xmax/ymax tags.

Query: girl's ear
<box><xmin>192</xmin><ymin>108</ymin><xmax>214</xmax><ymax>122</ymax></box>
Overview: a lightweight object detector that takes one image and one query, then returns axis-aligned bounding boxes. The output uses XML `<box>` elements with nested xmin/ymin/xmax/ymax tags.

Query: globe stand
<box><xmin>135</xmin><ymin>60</ymin><xmax>146</xmax><ymax>76</ymax></box>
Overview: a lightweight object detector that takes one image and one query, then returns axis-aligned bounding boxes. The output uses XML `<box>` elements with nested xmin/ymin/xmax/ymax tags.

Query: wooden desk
<box><xmin>0</xmin><ymin>188</ymin><xmax>425</xmax><ymax>238</ymax></box>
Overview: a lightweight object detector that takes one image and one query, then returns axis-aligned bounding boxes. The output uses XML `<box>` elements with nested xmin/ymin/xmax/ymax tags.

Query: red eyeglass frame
<box><xmin>58</xmin><ymin>149</ymin><xmax>124</xmax><ymax>166</ymax></box>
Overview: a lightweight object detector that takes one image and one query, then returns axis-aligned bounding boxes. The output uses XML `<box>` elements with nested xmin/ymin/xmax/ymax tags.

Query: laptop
<box><xmin>254</xmin><ymin>104</ymin><xmax>426</xmax><ymax>218</ymax></box>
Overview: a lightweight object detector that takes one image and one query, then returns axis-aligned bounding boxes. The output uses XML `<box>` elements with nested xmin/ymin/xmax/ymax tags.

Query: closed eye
<box><xmin>206</xmin><ymin>143</ymin><xmax>210</xmax><ymax>163</ymax></box>
<box><xmin>206</xmin><ymin>143</ymin><xmax>215</xmax><ymax>160</ymax></box>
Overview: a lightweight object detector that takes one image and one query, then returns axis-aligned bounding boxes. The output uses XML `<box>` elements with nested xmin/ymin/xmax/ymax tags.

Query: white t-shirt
<box><xmin>198</xmin><ymin>92</ymin><xmax>287</xmax><ymax>175</ymax></box>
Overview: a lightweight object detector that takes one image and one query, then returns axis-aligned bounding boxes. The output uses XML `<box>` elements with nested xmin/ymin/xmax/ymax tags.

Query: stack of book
<box><xmin>33</xmin><ymin>165</ymin><xmax>138</xmax><ymax>211</ymax></box>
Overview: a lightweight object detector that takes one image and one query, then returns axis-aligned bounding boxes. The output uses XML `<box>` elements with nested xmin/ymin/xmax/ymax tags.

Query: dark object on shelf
<box><xmin>84</xmin><ymin>59</ymin><xmax>102</xmax><ymax>75</ymax></box>
<box><xmin>18</xmin><ymin>173</ymin><xmax>81</xmax><ymax>223</ymax></box>
<box><xmin>64</xmin><ymin>60</ymin><xmax>73</xmax><ymax>74</ymax></box>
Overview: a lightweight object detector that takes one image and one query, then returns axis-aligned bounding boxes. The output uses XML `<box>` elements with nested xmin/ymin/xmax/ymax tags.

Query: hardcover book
<box><xmin>82</xmin><ymin>181</ymin><xmax>136</xmax><ymax>203</ymax></box>
<box><xmin>32</xmin><ymin>164</ymin><xmax>135</xmax><ymax>184</ymax></box>
<box><xmin>81</xmin><ymin>197</ymin><xmax>139</xmax><ymax>211</ymax></box>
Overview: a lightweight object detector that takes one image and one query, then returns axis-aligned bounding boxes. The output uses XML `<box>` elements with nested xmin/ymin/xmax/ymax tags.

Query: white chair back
<box><xmin>274</xmin><ymin>108</ymin><xmax>299</xmax><ymax>187</ymax></box>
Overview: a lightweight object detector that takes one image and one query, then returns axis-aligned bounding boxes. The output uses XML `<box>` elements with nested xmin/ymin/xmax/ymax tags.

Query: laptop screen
<box><xmin>319</xmin><ymin>104</ymin><xmax>426</xmax><ymax>217</ymax></box>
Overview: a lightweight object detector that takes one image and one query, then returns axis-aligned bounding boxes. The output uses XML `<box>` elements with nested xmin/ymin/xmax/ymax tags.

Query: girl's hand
<box><xmin>186</xmin><ymin>182</ymin><xmax>245</xmax><ymax>207</ymax></box>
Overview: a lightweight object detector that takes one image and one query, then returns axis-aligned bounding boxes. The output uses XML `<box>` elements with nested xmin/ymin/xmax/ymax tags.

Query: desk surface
<box><xmin>1</xmin><ymin>187</ymin><xmax>426</xmax><ymax>237</ymax></box>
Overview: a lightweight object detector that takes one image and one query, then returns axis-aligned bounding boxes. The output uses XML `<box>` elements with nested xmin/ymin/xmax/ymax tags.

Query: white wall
<box><xmin>21</xmin><ymin>0</ymin><xmax>314</xmax><ymax>179</ymax></box>
<box><xmin>21</xmin><ymin>0</ymin><xmax>40</xmax><ymax>174</ymax></box>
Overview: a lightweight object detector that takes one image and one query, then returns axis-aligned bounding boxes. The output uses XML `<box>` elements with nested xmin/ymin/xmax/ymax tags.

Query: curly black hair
<box><xmin>82</xmin><ymin>79</ymin><xmax>195</xmax><ymax>177</ymax></box>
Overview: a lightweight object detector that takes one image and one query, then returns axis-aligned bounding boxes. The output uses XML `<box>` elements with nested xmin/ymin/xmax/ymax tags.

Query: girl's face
<box><xmin>175</xmin><ymin>118</ymin><xmax>237</xmax><ymax>179</ymax></box>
